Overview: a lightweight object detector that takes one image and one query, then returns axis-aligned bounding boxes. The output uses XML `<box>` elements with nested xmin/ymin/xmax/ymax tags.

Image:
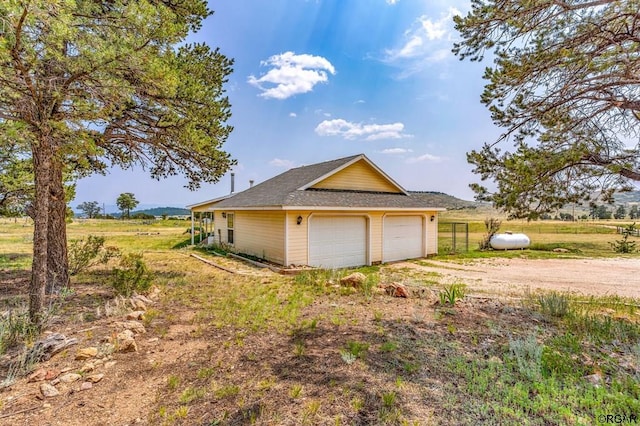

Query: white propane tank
<box><xmin>489</xmin><ymin>232</ymin><xmax>531</xmax><ymax>250</ymax></box>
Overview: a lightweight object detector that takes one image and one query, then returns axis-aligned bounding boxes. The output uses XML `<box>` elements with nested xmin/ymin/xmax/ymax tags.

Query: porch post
<box><xmin>190</xmin><ymin>211</ymin><xmax>194</xmax><ymax>245</ymax></box>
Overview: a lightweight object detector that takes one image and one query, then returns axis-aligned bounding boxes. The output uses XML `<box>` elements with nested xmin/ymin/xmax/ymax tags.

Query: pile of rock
<box><xmin>26</xmin><ymin>288</ymin><xmax>159</xmax><ymax>400</ymax></box>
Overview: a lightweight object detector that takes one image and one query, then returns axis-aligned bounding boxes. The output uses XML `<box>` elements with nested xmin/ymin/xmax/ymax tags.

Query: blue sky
<box><xmin>74</xmin><ymin>0</ymin><xmax>502</xmax><ymax>211</ymax></box>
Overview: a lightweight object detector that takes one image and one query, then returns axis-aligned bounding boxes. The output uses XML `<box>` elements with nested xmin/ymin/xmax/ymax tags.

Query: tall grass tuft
<box><xmin>509</xmin><ymin>335</ymin><xmax>543</xmax><ymax>381</ymax></box>
<box><xmin>0</xmin><ymin>307</ymin><xmax>39</xmax><ymax>356</ymax></box>
<box><xmin>439</xmin><ymin>283</ymin><xmax>467</xmax><ymax>305</ymax></box>
<box><xmin>537</xmin><ymin>291</ymin><xmax>571</xmax><ymax>318</ymax></box>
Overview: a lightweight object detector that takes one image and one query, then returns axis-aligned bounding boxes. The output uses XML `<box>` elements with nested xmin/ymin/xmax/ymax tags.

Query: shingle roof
<box><xmin>213</xmin><ymin>154</ymin><xmax>447</xmax><ymax>210</ymax></box>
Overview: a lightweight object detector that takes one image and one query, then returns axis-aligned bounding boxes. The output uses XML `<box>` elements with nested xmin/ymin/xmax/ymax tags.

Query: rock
<box><xmin>40</xmin><ymin>383</ymin><xmax>60</xmax><ymax>398</ymax></box>
<box><xmin>147</xmin><ymin>286</ymin><xmax>161</xmax><ymax>300</ymax></box>
<box><xmin>132</xmin><ymin>293</ymin><xmax>154</xmax><ymax>305</ymax></box>
<box><xmin>104</xmin><ymin>361</ymin><xmax>117</xmax><ymax>369</ymax></box>
<box><xmin>584</xmin><ymin>373</ymin><xmax>603</xmax><ymax>387</ymax></box>
<box><xmin>115</xmin><ymin>320</ymin><xmax>146</xmax><ymax>334</ymax></box>
<box><xmin>381</xmin><ymin>282</ymin><xmax>410</xmax><ymax>298</ymax></box>
<box><xmin>130</xmin><ymin>298</ymin><xmax>147</xmax><ymax>311</ymax></box>
<box><xmin>553</xmin><ymin>248</ymin><xmax>570</xmax><ymax>253</ymax></box>
<box><xmin>45</xmin><ymin>369</ymin><xmax>60</xmax><ymax>380</ymax></box>
<box><xmin>115</xmin><ymin>329</ymin><xmax>137</xmax><ymax>353</ymax></box>
<box><xmin>126</xmin><ymin>311</ymin><xmax>145</xmax><ymax>320</ymax></box>
<box><xmin>80</xmin><ymin>381</ymin><xmax>93</xmax><ymax>391</ymax></box>
<box><xmin>340</xmin><ymin>272</ymin><xmax>367</xmax><ymax>287</ymax></box>
<box><xmin>80</xmin><ymin>362</ymin><xmax>95</xmax><ymax>373</ymax></box>
<box><xmin>86</xmin><ymin>373</ymin><xmax>104</xmax><ymax>383</ymax></box>
<box><xmin>59</xmin><ymin>373</ymin><xmax>82</xmax><ymax>383</ymax></box>
<box><xmin>28</xmin><ymin>368</ymin><xmax>47</xmax><ymax>383</ymax></box>
<box><xmin>75</xmin><ymin>347</ymin><xmax>98</xmax><ymax>360</ymax></box>
<box><xmin>392</xmin><ymin>284</ymin><xmax>410</xmax><ymax>298</ymax></box>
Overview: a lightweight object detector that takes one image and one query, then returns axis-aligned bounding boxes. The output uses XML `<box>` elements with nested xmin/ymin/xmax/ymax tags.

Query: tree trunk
<box><xmin>46</xmin><ymin>156</ymin><xmax>69</xmax><ymax>294</ymax></box>
<box><xmin>30</xmin><ymin>138</ymin><xmax>53</xmax><ymax>327</ymax></box>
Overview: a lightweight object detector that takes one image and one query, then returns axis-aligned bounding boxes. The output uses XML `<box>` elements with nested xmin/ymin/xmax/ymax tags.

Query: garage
<box><xmin>383</xmin><ymin>215</ymin><xmax>424</xmax><ymax>262</ymax></box>
<box><xmin>309</xmin><ymin>216</ymin><xmax>367</xmax><ymax>268</ymax></box>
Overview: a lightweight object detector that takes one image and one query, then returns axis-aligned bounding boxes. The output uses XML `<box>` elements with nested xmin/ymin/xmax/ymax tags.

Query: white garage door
<box><xmin>383</xmin><ymin>216</ymin><xmax>423</xmax><ymax>262</ymax></box>
<box><xmin>309</xmin><ymin>216</ymin><xmax>367</xmax><ymax>268</ymax></box>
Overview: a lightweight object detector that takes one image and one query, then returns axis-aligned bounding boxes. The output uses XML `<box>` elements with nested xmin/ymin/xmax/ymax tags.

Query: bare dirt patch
<box><xmin>393</xmin><ymin>257</ymin><xmax>640</xmax><ymax>298</ymax></box>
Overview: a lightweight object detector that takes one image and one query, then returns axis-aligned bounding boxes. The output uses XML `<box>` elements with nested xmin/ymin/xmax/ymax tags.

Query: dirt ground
<box><xmin>393</xmin><ymin>257</ymin><xmax>640</xmax><ymax>298</ymax></box>
<box><xmin>1</xmin><ymin>255</ymin><xmax>639</xmax><ymax>425</ymax></box>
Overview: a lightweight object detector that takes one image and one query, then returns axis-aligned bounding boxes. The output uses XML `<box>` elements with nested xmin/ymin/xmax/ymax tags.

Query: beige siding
<box><xmin>426</xmin><ymin>212</ymin><xmax>438</xmax><ymax>255</ymax></box>
<box><xmin>213</xmin><ymin>209</ymin><xmax>439</xmax><ymax>267</ymax></box>
<box><xmin>310</xmin><ymin>160</ymin><xmax>402</xmax><ymax>193</ymax></box>
<box><xmin>215</xmin><ymin>210</ymin><xmax>229</xmax><ymax>245</ymax></box>
<box><xmin>214</xmin><ymin>210</ymin><xmax>285</xmax><ymax>264</ymax></box>
<box><xmin>287</xmin><ymin>211</ymin><xmax>311</xmax><ymax>266</ymax></box>
<box><xmin>368</xmin><ymin>213</ymin><xmax>384</xmax><ymax>263</ymax></box>
<box><xmin>235</xmin><ymin>211</ymin><xmax>285</xmax><ymax>264</ymax></box>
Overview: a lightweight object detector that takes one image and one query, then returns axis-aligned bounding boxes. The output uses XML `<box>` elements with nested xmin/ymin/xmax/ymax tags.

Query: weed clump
<box><xmin>537</xmin><ymin>291</ymin><xmax>571</xmax><ymax>319</ymax></box>
<box><xmin>439</xmin><ymin>283</ymin><xmax>467</xmax><ymax>305</ymax></box>
<box><xmin>509</xmin><ymin>335</ymin><xmax>543</xmax><ymax>380</ymax></box>
<box><xmin>68</xmin><ymin>235</ymin><xmax>120</xmax><ymax>275</ymax></box>
<box><xmin>111</xmin><ymin>253</ymin><xmax>153</xmax><ymax>296</ymax></box>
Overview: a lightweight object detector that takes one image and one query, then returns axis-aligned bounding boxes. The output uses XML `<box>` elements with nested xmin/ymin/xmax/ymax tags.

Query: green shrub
<box><xmin>340</xmin><ymin>340</ymin><xmax>369</xmax><ymax>364</ymax></box>
<box><xmin>509</xmin><ymin>335</ymin><xmax>543</xmax><ymax>381</ymax></box>
<box><xmin>68</xmin><ymin>235</ymin><xmax>120</xmax><ymax>275</ymax></box>
<box><xmin>537</xmin><ymin>291</ymin><xmax>571</xmax><ymax>318</ymax></box>
<box><xmin>111</xmin><ymin>253</ymin><xmax>153</xmax><ymax>296</ymax></box>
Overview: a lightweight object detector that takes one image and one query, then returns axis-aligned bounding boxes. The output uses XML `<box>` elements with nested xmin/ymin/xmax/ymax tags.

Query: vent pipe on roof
<box><xmin>249</xmin><ymin>180</ymin><xmax>254</xmax><ymax>188</ymax></box>
<box><xmin>230</xmin><ymin>173</ymin><xmax>235</xmax><ymax>194</ymax></box>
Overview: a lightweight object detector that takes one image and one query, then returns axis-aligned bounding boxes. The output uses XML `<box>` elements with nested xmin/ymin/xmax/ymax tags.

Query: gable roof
<box><xmin>211</xmin><ymin>154</ymin><xmax>446</xmax><ymax>210</ymax></box>
<box><xmin>298</xmin><ymin>154</ymin><xmax>407</xmax><ymax>194</ymax></box>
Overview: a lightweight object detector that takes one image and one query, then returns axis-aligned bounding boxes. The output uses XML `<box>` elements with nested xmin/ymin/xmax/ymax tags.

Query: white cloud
<box><xmin>378</xmin><ymin>148</ymin><xmax>413</xmax><ymax>154</ymax></box>
<box><xmin>269</xmin><ymin>158</ymin><xmax>295</xmax><ymax>168</ymax></box>
<box><xmin>383</xmin><ymin>7</ymin><xmax>461</xmax><ymax>75</ymax></box>
<box><xmin>386</xmin><ymin>0</ymin><xmax>399</xmax><ymax>4</ymax></box>
<box><xmin>314</xmin><ymin>109</ymin><xmax>332</xmax><ymax>117</ymax></box>
<box><xmin>248</xmin><ymin>52</ymin><xmax>335</xmax><ymax>100</ymax></box>
<box><xmin>289</xmin><ymin>112</ymin><xmax>297</xmax><ymax>118</ymax></box>
<box><xmin>406</xmin><ymin>153</ymin><xmax>443</xmax><ymax>163</ymax></box>
<box><xmin>315</xmin><ymin>119</ymin><xmax>412</xmax><ymax>141</ymax></box>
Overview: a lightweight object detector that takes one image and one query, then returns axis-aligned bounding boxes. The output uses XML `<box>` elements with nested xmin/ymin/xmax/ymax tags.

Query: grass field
<box><xmin>0</xmin><ymin>214</ymin><xmax>639</xmax><ymax>425</ymax></box>
<box><xmin>438</xmin><ymin>210</ymin><xmax>637</xmax><ymax>258</ymax></box>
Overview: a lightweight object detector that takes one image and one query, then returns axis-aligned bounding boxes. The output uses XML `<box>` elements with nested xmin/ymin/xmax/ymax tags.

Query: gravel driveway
<box><xmin>391</xmin><ymin>257</ymin><xmax>640</xmax><ymax>298</ymax></box>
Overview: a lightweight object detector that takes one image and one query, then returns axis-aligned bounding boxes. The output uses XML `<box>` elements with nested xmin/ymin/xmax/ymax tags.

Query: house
<box><xmin>188</xmin><ymin>154</ymin><xmax>446</xmax><ymax>269</ymax></box>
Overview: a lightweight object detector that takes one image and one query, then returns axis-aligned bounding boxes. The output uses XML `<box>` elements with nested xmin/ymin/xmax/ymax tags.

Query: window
<box><xmin>227</xmin><ymin>213</ymin><xmax>234</xmax><ymax>244</ymax></box>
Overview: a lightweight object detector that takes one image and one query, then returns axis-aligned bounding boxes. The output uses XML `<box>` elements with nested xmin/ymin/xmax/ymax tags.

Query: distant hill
<box><xmin>409</xmin><ymin>191</ymin><xmax>475</xmax><ymax>210</ymax></box>
<box><xmin>615</xmin><ymin>190</ymin><xmax>640</xmax><ymax>205</ymax></box>
<box><xmin>131</xmin><ymin>206</ymin><xmax>190</xmax><ymax>217</ymax></box>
